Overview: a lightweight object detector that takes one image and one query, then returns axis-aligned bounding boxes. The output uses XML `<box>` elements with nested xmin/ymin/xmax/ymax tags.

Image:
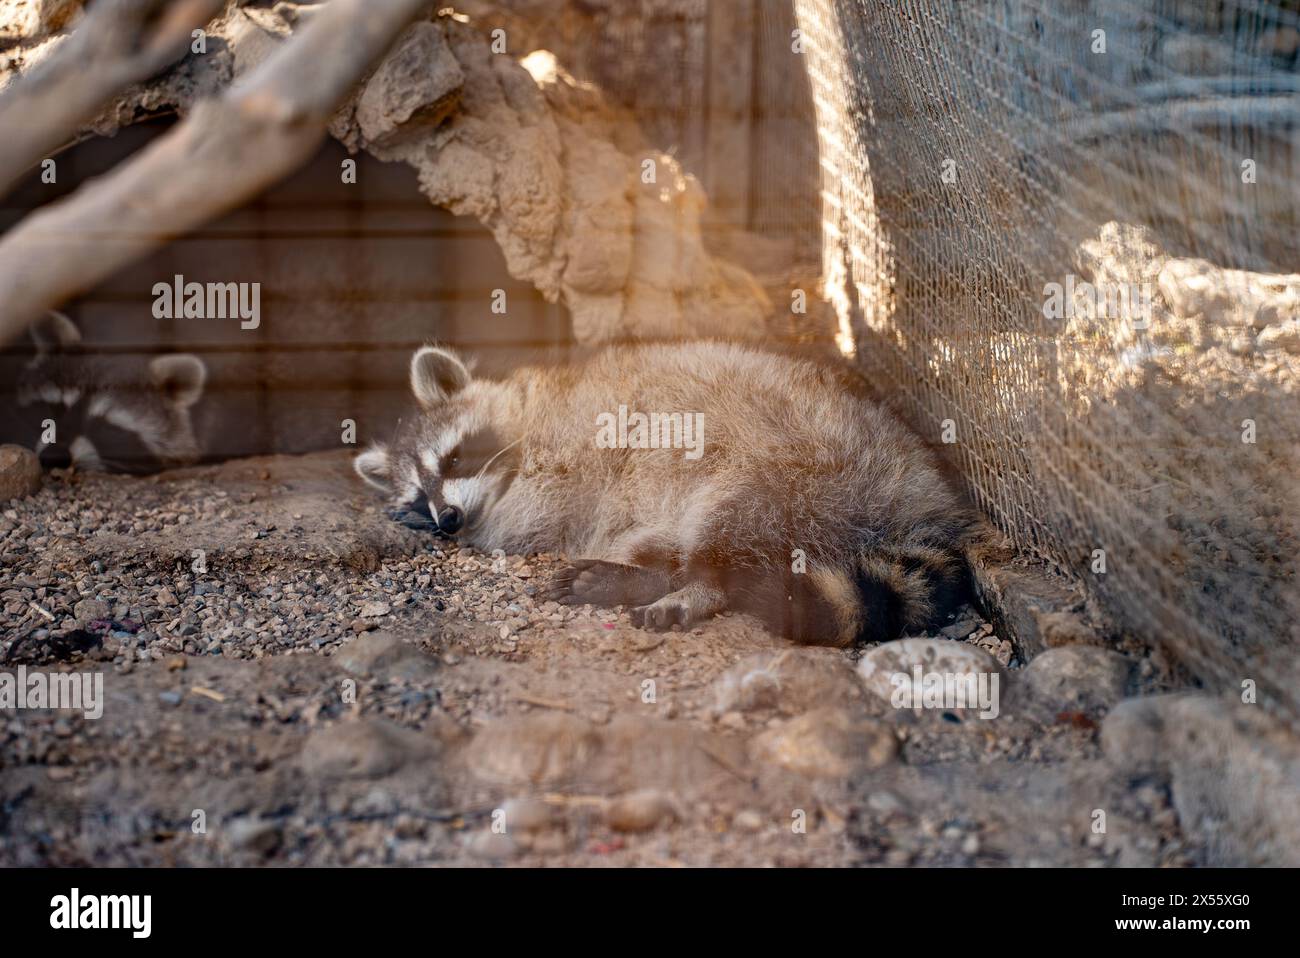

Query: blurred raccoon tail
<box><xmin>735</xmin><ymin>540</ymin><xmax>972</xmax><ymax>648</ymax></box>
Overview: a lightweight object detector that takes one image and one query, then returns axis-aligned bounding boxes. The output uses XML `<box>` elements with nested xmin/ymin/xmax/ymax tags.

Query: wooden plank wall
<box><xmin>0</xmin><ymin>1</ymin><xmax>821</xmax><ymax>462</ymax></box>
<box><xmin>0</xmin><ymin>119</ymin><xmax>572</xmax><ymax>460</ymax></box>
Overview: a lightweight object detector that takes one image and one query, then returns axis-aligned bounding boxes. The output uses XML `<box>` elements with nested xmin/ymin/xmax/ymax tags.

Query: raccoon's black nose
<box><xmin>437</xmin><ymin>506</ymin><xmax>464</xmax><ymax>534</ymax></box>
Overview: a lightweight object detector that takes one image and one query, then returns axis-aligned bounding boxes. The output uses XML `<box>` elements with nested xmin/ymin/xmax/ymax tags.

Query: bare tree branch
<box><xmin>0</xmin><ymin>0</ymin><xmax>435</xmax><ymax>346</ymax></box>
<box><xmin>0</xmin><ymin>0</ymin><xmax>228</xmax><ymax>199</ymax></box>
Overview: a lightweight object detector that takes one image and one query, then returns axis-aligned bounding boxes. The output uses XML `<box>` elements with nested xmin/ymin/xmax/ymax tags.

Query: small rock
<box><xmin>867</xmin><ymin>790</ymin><xmax>907</xmax><ymax>818</ymax></box>
<box><xmin>939</xmin><ymin>617</ymin><xmax>980</xmax><ymax>639</ymax></box>
<box><xmin>226</xmin><ymin>816</ymin><xmax>281</xmax><ymax>855</ymax></box>
<box><xmin>500</xmin><ymin>798</ymin><xmax>557</xmax><ymax>834</ymax></box>
<box><xmin>468</xmin><ymin>713</ymin><xmax>601</xmax><ymax>786</ymax></box>
<box><xmin>0</xmin><ymin>445</ymin><xmax>41</xmax><ymax>502</ymax></box>
<box><xmin>1228</xmin><ymin>333</ymin><xmax>1256</xmax><ymax>355</ymax></box>
<box><xmin>1256</xmin><ymin>320</ymin><xmax>1300</xmax><ymax>353</ymax></box>
<box><xmin>714</xmin><ymin>648</ymin><xmax>864</xmax><ymax>715</ymax></box>
<box><xmin>335</xmin><ymin>631</ymin><xmax>438</xmax><ymax>681</ymax></box>
<box><xmin>751</xmin><ymin>707</ymin><xmax>897</xmax><ymax>778</ymax></box>
<box><xmin>73</xmin><ymin>598</ymin><xmax>111</xmax><ymax>623</ymax></box>
<box><xmin>605</xmin><ymin>790</ymin><xmax>676</xmax><ymax>832</ymax></box>
<box><xmin>299</xmin><ymin>720</ymin><xmax>435</xmax><ymax>781</ymax></box>
<box><xmin>466</xmin><ymin>831</ymin><xmax>520</xmax><ymax>861</ymax></box>
<box><xmin>1012</xmin><ymin>645</ymin><xmax>1133</xmax><ymax>721</ymax></box>
<box><xmin>718</xmin><ymin>710</ymin><xmax>746</xmax><ymax>730</ymax></box>
<box><xmin>358</xmin><ymin>601</ymin><xmax>391</xmax><ymax>619</ymax></box>
<box><xmin>733</xmin><ymin>809</ymin><xmax>764</xmax><ymax>832</ymax></box>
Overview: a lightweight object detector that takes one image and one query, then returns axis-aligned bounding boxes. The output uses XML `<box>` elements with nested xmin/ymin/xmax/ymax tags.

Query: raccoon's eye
<box><xmin>441</xmin><ymin>446</ymin><xmax>462</xmax><ymax>476</ymax></box>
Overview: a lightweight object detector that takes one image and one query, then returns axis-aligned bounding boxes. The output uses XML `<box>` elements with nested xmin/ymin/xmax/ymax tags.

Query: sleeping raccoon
<box><xmin>3</xmin><ymin>312</ymin><xmax>206</xmax><ymax>474</ymax></box>
<box><xmin>356</xmin><ymin>341</ymin><xmax>973</xmax><ymax>646</ymax></box>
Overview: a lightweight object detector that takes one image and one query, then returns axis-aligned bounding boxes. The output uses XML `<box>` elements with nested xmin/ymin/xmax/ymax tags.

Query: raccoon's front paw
<box><xmin>541</xmin><ymin>559</ymin><xmax>669</xmax><ymax>608</ymax></box>
<box><xmin>630</xmin><ymin>583</ymin><xmax>726</xmax><ymax>632</ymax></box>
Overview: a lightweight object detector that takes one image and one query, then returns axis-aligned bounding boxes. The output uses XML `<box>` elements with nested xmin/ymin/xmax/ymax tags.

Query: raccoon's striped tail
<box><xmin>847</xmin><ymin>542</ymin><xmax>970</xmax><ymax>643</ymax></box>
<box><xmin>736</xmin><ymin>541</ymin><xmax>971</xmax><ymax>648</ymax></box>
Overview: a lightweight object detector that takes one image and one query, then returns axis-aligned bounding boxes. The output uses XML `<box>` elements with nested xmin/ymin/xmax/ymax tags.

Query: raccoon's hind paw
<box><xmin>630</xmin><ymin>582</ymin><xmax>726</xmax><ymax>632</ymax></box>
<box><xmin>541</xmin><ymin>559</ymin><xmax>670</xmax><ymax>608</ymax></box>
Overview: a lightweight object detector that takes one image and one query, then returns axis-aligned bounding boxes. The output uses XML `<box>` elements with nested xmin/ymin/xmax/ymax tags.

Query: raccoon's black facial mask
<box><xmin>426</xmin><ymin>426</ymin><xmax>521</xmax><ymax>536</ymax></box>
<box><xmin>16</xmin><ymin>392</ymin><xmax>165</xmax><ymax>475</ymax></box>
<box><xmin>440</xmin><ymin>427</ymin><xmax>516</xmax><ymax>482</ymax></box>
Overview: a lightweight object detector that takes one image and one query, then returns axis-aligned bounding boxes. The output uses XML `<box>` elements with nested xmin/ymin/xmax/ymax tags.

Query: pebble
<box><xmin>299</xmin><ymin>720</ymin><xmax>434</xmax><ymax>781</ymax></box>
<box><xmin>466</xmin><ymin>831</ymin><xmax>520</xmax><ymax>861</ymax></box>
<box><xmin>713</xmin><ymin>649</ymin><xmax>864</xmax><ymax>715</ymax></box>
<box><xmin>500</xmin><ymin>798</ymin><xmax>557</xmax><ymax>834</ymax></box>
<box><xmin>73</xmin><ymin>598</ymin><xmax>111</xmax><ymax>622</ymax></box>
<box><xmin>605</xmin><ymin>790</ymin><xmax>676</xmax><ymax>832</ymax></box>
<box><xmin>334</xmin><ymin>631</ymin><xmax>439</xmax><ymax>681</ymax></box>
<box><xmin>226</xmin><ymin>816</ymin><xmax>282</xmax><ymax>855</ymax></box>
<box><xmin>468</xmin><ymin>714</ymin><xmax>601</xmax><ymax>786</ymax></box>
<box><xmin>751</xmin><ymin>708</ymin><xmax>897</xmax><ymax>778</ymax></box>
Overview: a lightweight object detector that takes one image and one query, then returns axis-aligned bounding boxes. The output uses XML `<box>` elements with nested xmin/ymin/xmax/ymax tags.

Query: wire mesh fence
<box><xmin>794</xmin><ymin>0</ymin><xmax>1299</xmax><ymax>722</ymax></box>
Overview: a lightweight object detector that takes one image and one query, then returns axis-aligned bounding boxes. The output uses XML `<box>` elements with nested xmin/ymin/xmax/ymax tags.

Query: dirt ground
<box><xmin>1</xmin><ymin>451</ymin><xmax>1199</xmax><ymax>866</ymax></box>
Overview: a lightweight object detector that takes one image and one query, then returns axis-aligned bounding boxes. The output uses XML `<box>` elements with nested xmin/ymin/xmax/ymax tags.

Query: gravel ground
<box><xmin>0</xmin><ymin>451</ymin><xmax>1195</xmax><ymax>866</ymax></box>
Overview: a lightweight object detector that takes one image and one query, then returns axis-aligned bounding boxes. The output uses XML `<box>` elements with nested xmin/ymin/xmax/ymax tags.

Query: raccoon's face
<box><xmin>13</xmin><ymin>312</ymin><xmax>206</xmax><ymax>474</ymax></box>
<box><xmin>355</xmin><ymin>346</ymin><xmax>520</xmax><ymax>538</ymax></box>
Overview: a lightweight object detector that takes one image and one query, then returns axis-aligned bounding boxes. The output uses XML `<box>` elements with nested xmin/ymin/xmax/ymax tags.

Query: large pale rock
<box><xmin>858</xmin><ymin>638</ymin><xmax>1005</xmax><ymax>714</ymax></box>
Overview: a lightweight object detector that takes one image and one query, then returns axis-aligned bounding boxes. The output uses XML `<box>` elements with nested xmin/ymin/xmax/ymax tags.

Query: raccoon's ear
<box><xmin>149</xmin><ymin>354</ymin><xmax>207</xmax><ymax>408</ymax></box>
<box><xmin>30</xmin><ymin>311</ymin><xmax>81</xmax><ymax>355</ymax></box>
<box><xmin>354</xmin><ymin>444</ymin><xmax>393</xmax><ymax>492</ymax></box>
<box><xmin>410</xmin><ymin>346</ymin><xmax>471</xmax><ymax>407</ymax></box>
